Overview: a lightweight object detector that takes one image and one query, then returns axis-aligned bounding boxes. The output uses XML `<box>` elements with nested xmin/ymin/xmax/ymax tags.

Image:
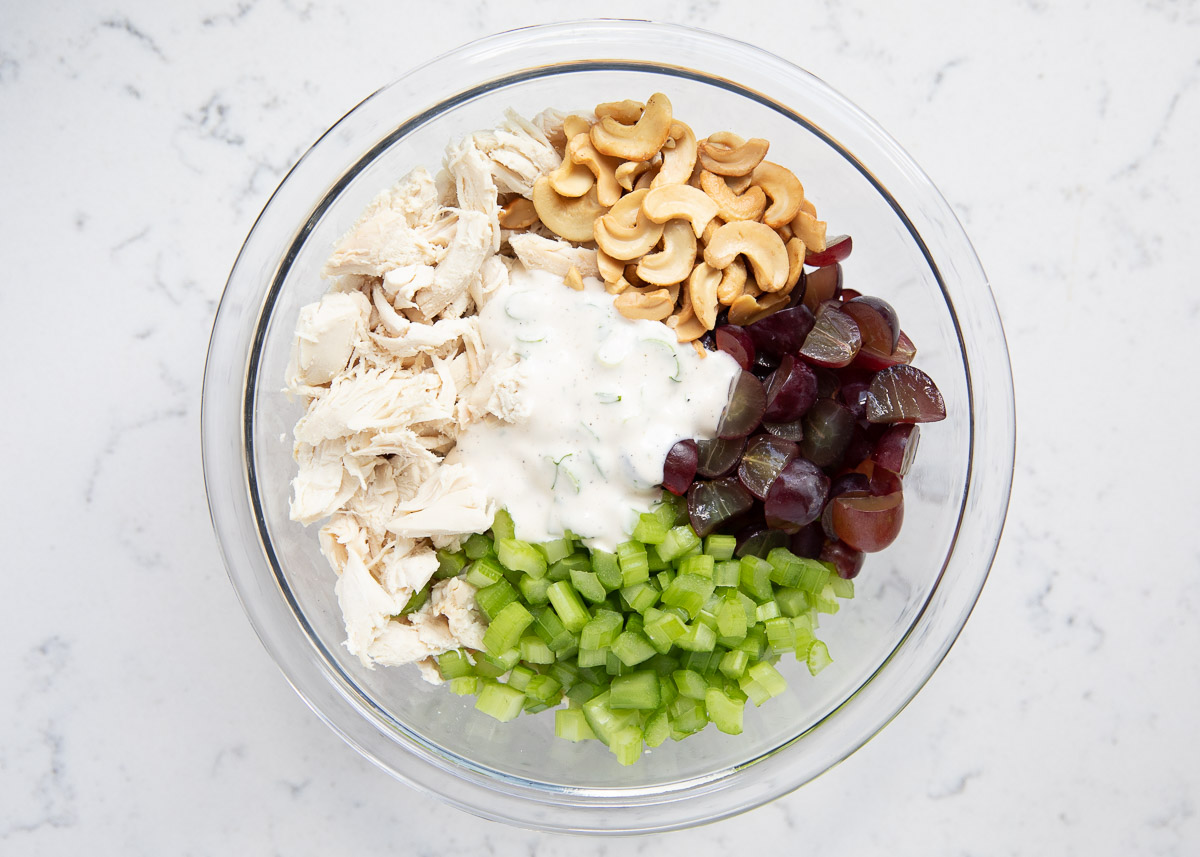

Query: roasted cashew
<box><xmin>652</xmin><ymin>121</ymin><xmax>698</xmax><ymax>188</ymax></box>
<box><xmin>590</xmin><ymin>92</ymin><xmax>673</xmax><ymax>161</ymax></box>
<box><xmin>613</xmin><ymin>287</ymin><xmax>674</xmax><ymax>321</ymax></box>
<box><xmin>699</xmin><ymin>170</ymin><xmax>768</xmax><ymax>222</ymax></box>
<box><xmin>498</xmin><ymin>197</ymin><xmax>538</xmax><ymax>230</ymax></box>
<box><xmin>688</xmin><ymin>261</ymin><xmax>722</xmax><ymax>330</ymax></box>
<box><xmin>568</xmin><ymin>133</ymin><xmax>623</xmax><ymax>206</ymax></box>
<box><xmin>698</xmin><ymin>132</ymin><xmax>770</xmax><ymax>176</ymax></box>
<box><xmin>703</xmin><ymin>220</ymin><xmax>789</xmax><ymax>292</ymax></box>
<box><xmin>751</xmin><ymin>161</ymin><xmax>805</xmax><ymax>229</ymax></box>
<box><xmin>641</xmin><ymin>184</ymin><xmax>719</xmax><ymax>239</ymax></box>
<box><xmin>636</xmin><ymin>220</ymin><xmax>697</xmax><ymax>286</ymax></box>
<box><xmin>531</xmin><ymin>177</ymin><xmax>608</xmax><ymax>243</ymax></box>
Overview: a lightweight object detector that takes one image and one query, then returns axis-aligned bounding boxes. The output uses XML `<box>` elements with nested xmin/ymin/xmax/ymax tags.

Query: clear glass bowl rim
<box><xmin>201</xmin><ymin>18</ymin><xmax>1016</xmax><ymax>834</ymax></box>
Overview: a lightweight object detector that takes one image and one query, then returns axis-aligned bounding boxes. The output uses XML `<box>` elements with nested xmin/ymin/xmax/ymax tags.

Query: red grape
<box><xmin>662</xmin><ymin>440</ymin><xmax>698</xmax><ymax>495</ymax></box>
<box><xmin>763</xmin><ymin>458</ymin><xmax>829</xmax><ymax>528</ymax></box>
<box><xmin>854</xmin><ymin>330</ymin><xmax>917</xmax><ymax>371</ymax></box>
<box><xmin>831</xmin><ymin>491</ymin><xmax>904</xmax><ymax>552</ymax></box>
<box><xmin>695</xmin><ymin>435</ymin><xmax>746</xmax><ymax>478</ymax></box>
<box><xmin>799</xmin><ymin>305</ymin><xmax>862</xmax><ymax>368</ymax></box>
<box><xmin>736</xmin><ymin>526</ymin><xmax>789</xmax><ymax>558</ymax></box>
<box><xmin>820</xmin><ymin>539</ymin><xmax>865</xmax><ymax>579</ymax></box>
<box><xmin>843</xmin><ymin>296</ymin><xmax>900</xmax><ymax>353</ymax></box>
<box><xmin>746</xmin><ymin>306</ymin><xmax>816</xmax><ymax>358</ymax></box>
<box><xmin>738</xmin><ymin>434</ymin><xmax>799</xmax><ymax>500</ymax></box>
<box><xmin>871</xmin><ymin>424</ymin><xmax>921</xmax><ymax>477</ymax></box>
<box><xmin>789</xmin><ymin>522</ymin><xmax>825</xmax><ymax>559</ymax></box>
<box><xmin>806</xmin><ymin>234</ymin><xmax>853</xmax><ymax>267</ymax></box>
<box><xmin>802</xmin><ymin>264</ymin><xmax>842</xmax><ymax>313</ymax></box>
<box><xmin>763</xmin><ymin>355</ymin><xmax>819</xmax><ymax>422</ymax></box>
<box><xmin>800</xmin><ymin>398</ymin><xmax>856</xmax><ymax>468</ymax></box>
<box><xmin>717</xmin><ymin>371</ymin><xmax>767</xmax><ymax>438</ymax></box>
<box><xmin>865</xmin><ymin>365</ymin><xmax>946</xmax><ymax>424</ymax></box>
<box><xmin>715</xmin><ymin>325</ymin><xmax>755</xmax><ymax>370</ymax></box>
<box><xmin>688</xmin><ymin>477</ymin><xmax>754</xmax><ymax>537</ymax></box>
<box><xmin>763</xmin><ymin>419</ymin><xmax>804</xmax><ymax>441</ymax></box>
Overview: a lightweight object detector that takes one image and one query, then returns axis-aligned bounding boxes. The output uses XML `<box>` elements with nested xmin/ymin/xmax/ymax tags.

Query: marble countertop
<box><xmin>4</xmin><ymin>1</ymin><xmax>1198</xmax><ymax>853</ymax></box>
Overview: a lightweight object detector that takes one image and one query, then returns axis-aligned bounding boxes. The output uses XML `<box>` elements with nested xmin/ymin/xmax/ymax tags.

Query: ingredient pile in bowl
<box><xmin>285</xmin><ymin>93</ymin><xmax>945</xmax><ymax>765</ymax></box>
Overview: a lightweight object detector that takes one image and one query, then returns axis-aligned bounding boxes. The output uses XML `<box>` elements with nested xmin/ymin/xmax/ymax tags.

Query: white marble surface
<box><xmin>3</xmin><ymin>0</ymin><xmax>1199</xmax><ymax>853</ymax></box>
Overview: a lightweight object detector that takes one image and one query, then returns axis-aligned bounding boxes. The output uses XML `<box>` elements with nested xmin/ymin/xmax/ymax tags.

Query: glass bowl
<box><xmin>202</xmin><ymin>20</ymin><xmax>1015</xmax><ymax>834</ymax></box>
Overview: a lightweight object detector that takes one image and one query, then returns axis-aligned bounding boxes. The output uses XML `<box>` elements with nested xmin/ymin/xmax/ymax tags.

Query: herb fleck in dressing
<box><xmin>451</xmin><ymin>265</ymin><xmax>738</xmax><ymax>550</ymax></box>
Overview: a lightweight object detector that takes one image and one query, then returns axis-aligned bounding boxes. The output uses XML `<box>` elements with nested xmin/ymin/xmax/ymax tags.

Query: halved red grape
<box><xmin>746</xmin><ymin>305</ymin><xmax>815</xmax><ymax>358</ymax></box>
<box><xmin>763</xmin><ymin>458</ymin><xmax>829</xmax><ymax>528</ymax></box>
<box><xmin>854</xmin><ymin>330</ymin><xmax>917</xmax><ymax>371</ymax></box>
<box><xmin>696</xmin><ymin>435</ymin><xmax>746</xmax><ymax>478</ymax></box>
<box><xmin>717</xmin><ymin>371</ymin><xmax>767</xmax><ymax>438</ymax></box>
<box><xmin>839</xmin><ymin>378</ymin><xmax>872</xmax><ymax>420</ymax></box>
<box><xmin>865</xmin><ymin>365</ymin><xmax>946</xmax><ymax>424</ymax></box>
<box><xmin>763</xmin><ymin>355</ymin><xmax>819</xmax><ymax>422</ymax></box>
<box><xmin>872</xmin><ymin>424</ymin><xmax>921</xmax><ymax>477</ymax></box>
<box><xmin>715</xmin><ymin>325</ymin><xmax>755</xmax><ymax>371</ymax></box>
<box><xmin>820</xmin><ymin>538</ymin><xmax>865</xmax><ymax>579</ymax></box>
<box><xmin>751</xmin><ymin>351</ymin><xmax>779</xmax><ymax>380</ymax></box>
<box><xmin>688</xmin><ymin>477</ymin><xmax>754</xmax><ymax>537</ymax></box>
<box><xmin>738</xmin><ymin>434</ymin><xmax>799</xmax><ymax>500</ymax></box>
<box><xmin>798</xmin><ymin>305</ymin><xmax>862</xmax><ymax>368</ymax></box>
<box><xmin>843</xmin><ymin>296</ymin><xmax>900</xmax><ymax>353</ymax></box>
<box><xmin>806</xmin><ymin>234</ymin><xmax>852</xmax><ymax>267</ymax></box>
<box><xmin>832</xmin><ymin>491</ymin><xmax>904</xmax><ymax>552</ymax></box>
<box><xmin>829</xmin><ymin>472</ymin><xmax>871</xmax><ymax>498</ymax></box>
<box><xmin>852</xmin><ymin>459</ymin><xmax>903</xmax><ymax>497</ymax></box>
<box><xmin>814</xmin><ymin>367</ymin><xmax>841</xmax><ymax>400</ymax></box>
<box><xmin>802</xmin><ymin>264</ymin><xmax>842</xmax><ymax>313</ymax></box>
<box><xmin>662</xmin><ymin>440</ymin><xmax>699</xmax><ymax>495</ymax></box>
<box><xmin>763</xmin><ymin>419</ymin><xmax>804</xmax><ymax>441</ymax></box>
<box><xmin>839</xmin><ymin>288</ymin><xmax>862</xmax><ymax>302</ymax></box>
<box><xmin>789</xmin><ymin>522</ymin><xmax>825</xmax><ymax>559</ymax></box>
<box><xmin>736</xmin><ymin>526</ymin><xmax>789</xmax><ymax>558</ymax></box>
<box><xmin>800</xmin><ymin>398</ymin><xmax>856</xmax><ymax>468</ymax></box>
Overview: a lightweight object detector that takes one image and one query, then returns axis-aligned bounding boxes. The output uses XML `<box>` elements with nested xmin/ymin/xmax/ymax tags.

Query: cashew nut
<box><xmin>568</xmin><ymin>133</ymin><xmax>623</xmax><ymax>206</ymax></box>
<box><xmin>562</xmin><ymin>114</ymin><xmax>592</xmax><ymax>141</ymax></box>
<box><xmin>564</xmin><ymin>265</ymin><xmax>585</xmax><ymax>291</ymax></box>
<box><xmin>633</xmin><ymin>166</ymin><xmax>659</xmax><ymax>191</ymax></box>
<box><xmin>498</xmin><ymin>197</ymin><xmax>538</xmax><ymax>230</ymax></box>
<box><xmin>531</xmin><ymin>177</ymin><xmax>608</xmax><ymax>243</ymax></box>
<box><xmin>751</xmin><ymin>161</ymin><xmax>805</xmax><ymax>229</ymax></box>
<box><xmin>716</xmin><ymin>257</ymin><xmax>747</xmax><ymax>305</ymax></box>
<box><xmin>613</xmin><ymin>287</ymin><xmax>674</xmax><ymax>321</ymax></box>
<box><xmin>596</xmin><ymin>248</ymin><xmax>626</xmax><ymax>284</ymax></box>
<box><xmin>790</xmin><ymin>209</ymin><xmax>828</xmax><ymax>254</ymax></box>
<box><xmin>636</xmin><ymin>220</ymin><xmax>697</xmax><ymax>286</ymax></box>
<box><xmin>784</xmin><ymin>236</ymin><xmax>806</xmax><ymax>293</ymax></box>
<box><xmin>725</xmin><ymin>172</ymin><xmax>754</xmax><ymax>194</ymax></box>
<box><xmin>593</xmin><ymin>188</ymin><xmax>664</xmax><ymax>260</ymax></box>
<box><xmin>698</xmin><ymin>132</ymin><xmax>770</xmax><ymax>177</ymax></box>
<box><xmin>616</xmin><ymin>158</ymin><xmax>656</xmax><ymax>192</ymax></box>
<box><xmin>652</xmin><ymin>121</ymin><xmax>698</xmax><ymax>188</ymax></box>
<box><xmin>699</xmin><ymin>170</ymin><xmax>768</xmax><ymax>222</ymax></box>
<box><xmin>590</xmin><ymin>92</ymin><xmax>673</xmax><ymax>161</ymax></box>
<box><xmin>703</xmin><ymin>220</ymin><xmax>790</xmax><ymax>292</ymax></box>
<box><xmin>641</xmin><ymin>184</ymin><xmax>719</xmax><ymax>239</ymax></box>
<box><xmin>727</xmin><ymin>290</ymin><xmax>790</xmax><ymax>326</ymax></box>
<box><xmin>547</xmin><ymin>152</ymin><xmax>596</xmax><ymax>198</ymax></box>
<box><xmin>668</xmin><ymin>295</ymin><xmax>708</xmax><ymax>343</ymax></box>
<box><xmin>688</xmin><ymin>261</ymin><xmax>722</xmax><ymax>330</ymax></box>
<box><xmin>800</xmin><ymin>198</ymin><xmax>817</xmax><ymax>217</ymax></box>
<box><xmin>595</xmin><ymin>99</ymin><xmax>643</xmax><ymax>125</ymax></box>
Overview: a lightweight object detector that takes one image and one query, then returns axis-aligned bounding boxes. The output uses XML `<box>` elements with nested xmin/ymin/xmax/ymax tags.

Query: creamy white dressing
<box><xmin>451</xmin><ymin>264</ymin><xmax>739</xmax><ymax>550</ymax></box>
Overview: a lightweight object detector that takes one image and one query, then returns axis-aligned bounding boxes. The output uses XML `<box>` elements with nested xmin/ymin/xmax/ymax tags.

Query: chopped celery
<box><xmin>632</xmin><ymin>512</ymin><xmax>669</xmax><ymax>545</ymax></box>
<box><xmin>490</xmin><ymin>508</ymin><xmax>516</xmax><ymax>541</ymax></box>
<box><xmin>679</xmin><ymin>554</ymin><xmax>715</xmax><ymax>578</ymax></box>
<box><xmin>591</xmin><ymin>550</ymin><xmax>623</xmax><ymax>590</ymax></box>
<box><xmin>539</xmin><ymin>537</ymin><xmax>574</xmax><ymax>564</ymax></box>
<box><xmin>775</xmin><ymin>586</ymin><xmax>810</xmax><ymax>618</ymax></box>
<box><xmin>576</xmin><ymin>647</ymin><xmax>607</xmax><ymax>668</ymax></box>
<box><xmin>748</xmin><ymin>661</ymin><xmax>788</xmax><ymax>697</ymax></box>
<box><xmin>436</xmin><ymin>649</ymin><xmax>474</xmax><ymax>679</ymax></box>
<box><xmin>674</xmin><ymin>622</ymin><xmax>717</xmax><ymax>652</ymax></box>
<box><xmin>475</xmin><ymin>681</ymin><xmax>525</xmax><ymax>722</ymax></box>
<box><xmin>525</xmin><ymin>674</ymin><xmax>562</xmax><ymax>704</ymax></box>
<box><xmin>755</xmin><ymin>600</ymin><xmax>781</xmax><ymax>623</ymax></box>
<box><xmin>463</xmin><ymin>532</ymin><xmax>494</xmax><ymax>560</ymax></box>
<box><xmin>518</xmin><ymin>573</ymin><xmax>552</xmax><ymax>606</ymax></box>
<box><xmin>399</xmin><ymin>582</ymin><xmax>431</xmax><ymax>616</ymax></box>
<box><xmin>610</xmin><ymin>670</ymin><xmax>661</xmax><ymax>710</ymax></box>
<box><xmin>643</xmin><ymin>709</ymin><xmax>670</xmax><ymax>748</ymax></box>
<box><xmin>465</xmin><ymin>556</ymin><xmax>505</xmax><ymax>589</ymax></box>
<box><xmin>813</xmin><ymin>581</ymin><xmax>841</xmax><ymax>614</ymax></box>
<box><xmin>610</xmin><ymin>726</ymin><xmax>644</xmax><ymax>766</ymax></box>
<box><xmin>657</xmin><ymin>525</ymin><xmax>701</xmax><ymax>562</ymax></box>
<box><xmin>661</xmin><ymin>573</ymin><xmax>716</xmax><ymax>619</ymax></box>
<box><xmin>482</xmin><ymin>601</ymin><xmax>534</xmax><ymax>657</ymax></box>
<box><xmin>830</xmin><ymin>575</ymin><xmax>855</xmax><ymax>599</ymax></box>
<box><xmin>716</xmin><ymin>595</ymin><xmax>748</xmax><ymax>639</ymax></box>
<box><xmin>616</xmin><ymin>541</ymin><xmax>650</xmax><ymax>586</ymax></box>
<box><xmin>644</xmin><ymin>610</ymin><xmax>687</xmax><ymax>652</ymax></box>
<box><xmin>554</xmin><ymin>707</ymin><xmax>596</xmax><ymax>742</ymax></box>
<box><xmin>764</xmin><ymin>616</ymin><xmax>795</xmax><ymax>653</ymax></box>
<box><xmin>435</xmin><ymin>549</ymin><xmax>467</xmax><ymax>579</ymax></box>
<box><xmin>612</xmin><ymin>630</ymin><xmax>657</xmax><ymax>666</ymax></box>
<box><xmin>449</xmin><ymin>676</ymin><xmax>481</xmax><ymax>696</ymax></box>
<box><xmin>806</xmin><ymin>640</ymin><xmax>833</xmax><ymax>675</ymax></box>
<box><xmin>719</xmin><ymin>648</ymin><xmax>750</xmax><ymax>678</ymax></box>
<box><xmin>619</xmin><ymin>582</ymin><xmax>660</xmax><ymax>614</ymax></box>
<box><xmin>580</xmin><ymin>610</ymin><xmax>623</xmax><ymax>650</ymax></box>
<box><xmin>705</xmin><ymin>687</ymin><xmax>745</xmax><ymax>735</ymax></box>
<box><xmin>570</xmin><ymin>568</ymin><xmax>608</xmax><ymax>604</ymax></box>
<box><xmin>739</xmin><ymin>555</ymin><xmax>774</xmax><ymax>600</ymax></box>
<box><xmin>532</xmin><ymin>606</ymin><xmax>576</xmax><ymax>653</ymax></box>
<box><xmin>474</xmin><ymin>578</ymin><xmax>518</xmax><ymax>621</ymax></box>
<box><xmin>672</xmin><ymin>669</ymin><xmax>708</xmax><ymax>700</ymax></box>
<box><xmin>507</xmin><ymin>664</ymin><xmax>535</xmax><ymax>692</ymax></box>
<box><xmin>498</xmin><ymin>538</ymin><xmax>548</xmax><ymax>579</ymax></box>
<box><xmin>704</xmin><ymin>534</ymin><xmax>738</xmax><ymax>560</ymax></box>
<box><xmin>519</xmin><ymin>634</ymin><xmax>555</xmax><ymax>665</ymax></box>
<box><xmin>713</xmin><ymin>560</ymin><xmax>742</xmax><ymax>587</ymax></box>
<box><xmin>547</xmin><ymin>580</ymin><xmax>590</xmax><ymax>632</ymax></box>
<box><xmin>796</xmin><ymin>559</ymin><xmax>831</xmax><ymax>594</ymax></box>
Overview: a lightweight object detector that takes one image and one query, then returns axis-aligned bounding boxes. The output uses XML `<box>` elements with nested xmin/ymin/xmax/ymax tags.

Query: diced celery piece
<box><xmin>705</xmin><ymin>687</ymin><xmax>745</xmax><ymax>735</ymax></box>
<box><xmin>704</xmin><ymin>534</ymin><xmax>738</xmax><ymax>561</ymax></box>
<box><xmin>523</xmin><ymin>700</ymin><xmax>551</xmax><ymax>714</ymax></box>
<box><xmin>490</xmin><ymin>508</ymin><xmax>516</xmax><ymax>541</ymax></box>
<box><xmin>449</xmin><ymin>676</ymin><xmax>480</xmax><ymax>696</ymax></box>
<box><xmin>547</xmin><ymin>580</ymin><xmax>591</xmax><ymax>632</ymax></box>
<box><xmin>610</xmin><ymin>725</ymin><xmax>644</xmax><ymax>766</ymax></box>
<box><xmin>646</xmin><ymin>545</ymin><xmax>669</xmax><ymax>571</ymax></box>
<box><xmin>680</xmin><ymin>650</ymin><xmax>716</xmax><ymax>674</ymax></box>
<box><xmin>739</xmin><ymin>555</ymin><xmax>774</xmax><ymax>600</ymax></box>
<box><xmin>764</xmin><ymin>616</ymin><xmax>795</xmax><ymax>652</ymax></box>
<box><xmin>507</xmin><ymin>665</ymin><xmax>535</xmax><ymax>692</ymax></box>
<box><xmin>472</xmin><ymin>655</ymin><xmax>507</xmax><ymax>678</ymax></box>
<box><xmin>582</xmin><ymin>691</ymin><xmax>639</xmax><ymax>747</ymax></box>
<box><xmin>796</xmin><ymin>558</ymin><xmax>831</xmax><ymax>593</ymax></box>
<box><xmin>737</xmin><ymin>626</ymin><xmax>767</xmax><ymax>659</ymax></box>
<box><xmin>668</xmin><ymin>697</ymin><xmax>708</xmax><ymax>735</ymax></box>
<box><xmin>620</xmin><ymin>582</ymin><xmax>660</xmax><ymax>614</ymax></box>
<box><xmin>775</xmin><ymin>586</ymin><xmax>809</xmax><ymax>618</ymax></box>
<box><xmin>643</xmin><ymin>709</ymin><xmax>670</xmax><ymax>748</ymax></box>
<box><xmin>555</xmin><ymin>707</ymin><xmax>596</xmax><ymax>742</ymax></box>
<box><xmin>539</xmin><ymin>537</ymin><xmax>574</xmax><ymax>564</ymax></box>
<box><xmin>474</xmin><ymin>578</ymin><xmax>518</xmax><ymax>621</ymax></box>
<box><xmin>525</xmin><ymin>673</ymin><xmax>562</xmax><ymax>704</ymax></box>
<box><xmin>570</xmin><ymin>568</ymin><xmax>608</xmax><ymax>604</ymax></box>
<box><xmin>606</xmin><ymin>650</ymin><xmax>632</xmax><ymax>676</ymax></box>
<box><xmin>830</xmin><ymin>575</ymin><xmax>855</xmax><ymax>599</ymax></box>
<box><xmin>655</xmin><ymin>569</ymin><xmax>675</xmax><ymax>590</ymax></box>
<box><xmin>791</xmin><ymin>614</ymin><xmax>816</xmax><ymax>653</ymax></box>
<box><xmin>437</xmin><ymin>649</ymin><xmax>474</xmax><ymax>680</ymax></box>
<box><xmin>657</xmin><ymin>525</ymin><xmax>701</xmax><ymax>562</ymax></box>
<box><xmin>748</xmin><ymin>661</ymin><xmax>788</xmax><ymax>697</ymax></box>
<box><xmin>632</xmin><ymin>512</ymin><xmax>669</xmax><ymax>545</ymax></box>
<box><xmin>806</xmin><ymin>640</ymin><xmax>833</xmax><ymax>675</ymax></box>
<box><xmin>624</xmin><ymin>613</ymin><xmax>644</xmax><ymax>636</ymax></box>
<box><xmin>719</xmin><ymin>648</ymin><xmax>750</xmax><ymax>678</ymax></box>
<box><xmin>580</xmin><ymin>610</ymin><xmax>623</xmax><ymax>650</ymax></box>
<box><xmin>399</xmin><ymin>582</ymin><xmax>431</xmax><ymax>616</ymax></box>
<box><xmin>519</xmin><ymin>634</ymin><xmax>555</xmax><ymax>664</ymax></box>
<box><xmin>610</xmin><ymin>670</ymin><xmax>661</xmax><ymax>710</ymax></box>
<box><xmin>498</xmin><ymin>538</ymin><xmax>548</xmax><ymax>579</ymax></box>
<box><xmin>549</xmin><ymin>659</ymin><xmax>579</xmax><ymax>686</ymax></box>
<box><xmin>566</xmin><ymin>681</ymin><xmax>602</xmax><ymax>706</ymax></box>
<box><xmin>465</xmin><ymin>556</ymin><xmax>505</xmax><ymax>590</ymax></box>
<box><xmin>661</xmin><ymin>573</ymin><xmax>716</xmax><ymax>619</ymax></box>
<box><xmin>766</xmin><ymin>547</ymin><xmax>806</xmax><ymax>587</ymax></box>
<box><xmin>616</xmin><ymin>541</ymin><xmax>650</xmax><ymax>586</ymax></box>
<box><xmin>612</xmin><ymin>630</ymin><xmax>657</xmax><ymax>666</ymax></box>
<box><xmin>813</xmin><ymin>581</ymin><xmax>840</xmax><ymax>614</ymax></box>
<box><xmin>435</xmin><ymin>549</ymin><xmax>467</xmax><ymax>579</ymax></box>
<box><xmin>695</xmin><ymin>608</ymin><xmax>719</xmax><ymax>631</ymax></box>
<box><xmin>518</xmin><ymin>573</ymin><xmax>552</xmax><ymax>606</ymax></box>
<box><xmin>646</xmin><ymin>653</ymin><xmax>681</xmax><ymax>677</ymax></box>
<box><xmin>644</xmin><ymin>610</ymin><xmax>687</xmax><ymax>652</ymax></box>
<box><xmin>755</xmin><ymin>600</ymin><xmax>781</xmax><ymax>623</ymax></box>
<box><xmin>716</xmin><ymin>595</ymin><xmax>748</xmax><ymax>640</ymax></box>
<box><xmin>532</xmin><ymin>607</ymin><xmax>576</xmax><ymax>653</ymax></box>
<box><xmin>463</xmin><ymin>533</ymin><xmax>494</xmax><ymax>561</ymax></box>
<box><xmin>679</xmin><ymin>554</ymin><xmax>715</xmax><ymax>578</ymax></box>
<box><xmin>672</xmin><ymin>669</ymin><xmax>708</xmax><ymax>700</ymax></box>
<box><xmin>658</xmin><ymin>675</ymin><xmax>679</xmax><ymax>706</ymax></box>
<box><xmin>713</xmin><ymin>560</ymin><xmax>742</xmax><ymax>587</ymax></box>
<box><xmin>674</xmin><ymin>621</ymin><xmax>717</xmax><ymax>652</ymax></box>
<box><xmin>591</xmin><ymin>550</ymin><xmax>623</xmax><ymax>590</ymax></box>
<box><xmin>482</xmin><ymin>601</ymin><xmax>534</xmax><ymax>657</ymax></box>
<box><xmin>576</xmin><ymin>647</ymin><xmax>608</xmax><ymax>668</ymax></box>
<box><xmin>475</xmin><ymin>681</ymin><xmax>525</xmax><ymax>722</ymax></box>
<box><xmin>738</xmin><ymin>674</ymin><xmax>771</xmax><ymax>706</ymax></box>
<box><xmin>653</xmin><ymin>491</ymin><xmax>687</xmax><ymax>529</ymax></box>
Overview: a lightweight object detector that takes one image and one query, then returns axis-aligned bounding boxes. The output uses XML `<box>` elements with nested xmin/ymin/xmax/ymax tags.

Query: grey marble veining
<box><xmin>2</xmin><ymin>0</ymin><xmax>1198</xmax><ymax>854</ymax></box>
